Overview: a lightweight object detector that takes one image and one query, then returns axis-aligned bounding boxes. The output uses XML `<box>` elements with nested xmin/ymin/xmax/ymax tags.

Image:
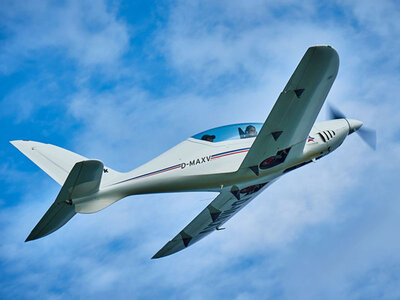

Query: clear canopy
<box><xmin>191</xmin><ymin>123</ymin><xmax>263</xmax><ymax>142</ymax></box>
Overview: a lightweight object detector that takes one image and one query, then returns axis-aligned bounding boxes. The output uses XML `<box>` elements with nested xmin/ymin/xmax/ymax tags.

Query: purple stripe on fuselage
<box><xmin>112</xmin><ymin>164</ymin><xmax>181</xmax><ymax>185</ymax></box>
<box><xmin>112</xmin><ymin>147</ymin><xmax>251</xmax><ymax>186</ymax></box>
<box><xmin>211</xmin><ymin>147</ymin><xmax>250</xmax><ymax>158</ymax></box>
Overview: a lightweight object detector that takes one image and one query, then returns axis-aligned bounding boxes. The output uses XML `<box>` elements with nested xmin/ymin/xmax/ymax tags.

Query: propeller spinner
<box><xmin>328</xmin><ymin>105</ymin><xmax>376</xmax><ymax>150</ymax></box>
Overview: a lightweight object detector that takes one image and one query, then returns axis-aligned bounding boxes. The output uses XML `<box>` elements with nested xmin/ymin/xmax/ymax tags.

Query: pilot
<box><xmin>201</xmin><ymin>134</ymin><xmax>216</xmax><ymax>142</ymax></box>
<box><xmin>245</xmin><ymin>125</ymin><xmax>257</xmax><ymax>138</ymax></box>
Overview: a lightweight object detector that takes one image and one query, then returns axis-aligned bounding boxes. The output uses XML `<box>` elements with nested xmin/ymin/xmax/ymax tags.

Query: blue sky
<box><xmin>1</xmin><ymin>0</ymin><xmax>400</xmax><ymax>299</ymax></box>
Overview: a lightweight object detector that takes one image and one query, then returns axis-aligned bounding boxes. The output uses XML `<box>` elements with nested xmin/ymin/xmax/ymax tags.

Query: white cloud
<box><xmin>156</xmin><ymin>0</ymin><xmax>348</xmax><ymax>88</ymax></box>
<box><xmin>2</xmin><ymin>0</ymin><xmax>400</xmax><ymax>299</ymax></box>
<box><xmin>0</xmin><ymin>0</ymin><xmax>129</xmax><ymax>73</ymax></box>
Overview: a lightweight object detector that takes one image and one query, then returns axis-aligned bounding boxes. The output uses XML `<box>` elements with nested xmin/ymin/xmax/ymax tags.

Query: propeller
<box><xmin>357</xmin><ymin>127</ymin><xmax>376</xmax><ymax>150</ymax></box>
<box><xmin>328</xmin><ymin>105</ymin><xmax>346</xmax><ymax>120</ymax></box>
<box><xmin>328</xmin><ymin>105</ymin><xmax>377</xmax><ymax>150</ymax></box>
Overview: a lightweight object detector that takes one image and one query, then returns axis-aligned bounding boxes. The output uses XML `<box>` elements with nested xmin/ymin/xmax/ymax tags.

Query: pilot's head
<box><xmin>207</xmin><ymin>135</ymin><xmax>216</xmax><ymax>142</ymax></box>
<box><xmin>201</xmin><ymin>134</ymin><xmax>216</xmax><ymax>142</ymax></box>
<box><xmin>245</xmin><ymin>125</ymin><xmax>257</xmax><ymax>137</ymax></box>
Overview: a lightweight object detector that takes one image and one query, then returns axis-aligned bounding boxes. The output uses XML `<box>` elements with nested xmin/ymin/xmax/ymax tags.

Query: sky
<box><xmin>1</xmin><ymin>0</ymin><xmax>400</xmax><ymax>299</ymax></box>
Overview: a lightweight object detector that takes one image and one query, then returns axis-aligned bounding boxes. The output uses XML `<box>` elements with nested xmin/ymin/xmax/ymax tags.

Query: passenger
<box><xmin>201</xmin><ymin>134</ymin><xmax>216</xmax><ymax>142</ymax></box>
<box><xmin>245</xmin><ymin>125</ymin><xmax>257</xmax><ymax>137</ymax></box>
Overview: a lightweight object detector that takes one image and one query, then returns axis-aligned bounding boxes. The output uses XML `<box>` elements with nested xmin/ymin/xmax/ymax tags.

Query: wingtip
<box><xmin>151</xmin><ymin>252</ymin><xmax>163</xmax><ymax>259</ymax></box>
<box><xmin>25</xmin><ymin>229</ymin><xmax>39</xmax><ymax>242</ymax></box>
<box><xmin>151</xmin><ymin>247</ymin><xmax>180</xmax><ymax>259</ymax></box>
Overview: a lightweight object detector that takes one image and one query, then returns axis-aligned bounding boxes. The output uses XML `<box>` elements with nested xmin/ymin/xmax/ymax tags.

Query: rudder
<box><xmin>10</xmin><ymin>140</ymin><xmax>121</xmax><ymax>186</ymax></box>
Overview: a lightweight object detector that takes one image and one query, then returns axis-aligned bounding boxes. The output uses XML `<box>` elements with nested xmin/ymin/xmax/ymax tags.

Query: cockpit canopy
<box><xmin>191</xmin><ymin>123</ymin><xmax>263</xmax><ymax>142</ymax></box>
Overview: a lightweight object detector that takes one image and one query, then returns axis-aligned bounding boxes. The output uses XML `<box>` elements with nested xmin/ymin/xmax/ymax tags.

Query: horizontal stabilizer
<box><xmin>25</xmin><ymin>201</ymin><xmax>76</xmax><ymax>242</ymax></box>
<box><xmin>26</xmin><ymin>160</ymin><xmax>104</xmax><ymax>241</ymax></box>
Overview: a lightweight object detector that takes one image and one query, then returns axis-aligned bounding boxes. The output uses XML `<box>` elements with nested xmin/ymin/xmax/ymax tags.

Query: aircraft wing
<box><xmin>152</xmin><ymin>182</ymin><xmax>271</xmax><ymax>258</ymax></box>
<box><xmin>240</xmin><ymin>46</ymin><xmax>339</xmax><ymax>170</ymax></box>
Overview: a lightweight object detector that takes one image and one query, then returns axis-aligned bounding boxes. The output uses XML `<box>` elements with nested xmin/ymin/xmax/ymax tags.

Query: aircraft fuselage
<box><xmin>73</xmin><ymin>118</ymin><xmax>359</xmax><ymax>213</ymax></box>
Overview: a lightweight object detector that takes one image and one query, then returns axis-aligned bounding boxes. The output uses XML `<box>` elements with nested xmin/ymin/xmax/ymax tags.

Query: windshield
<box><xmin>191</xmin><ymin>123</ymin><xmax>263</xmax><ymax>142</ymax></box>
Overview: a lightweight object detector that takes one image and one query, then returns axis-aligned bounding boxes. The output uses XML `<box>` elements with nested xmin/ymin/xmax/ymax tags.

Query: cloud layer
<box><xmin>1</xmin><ymin>0</ymin><xmax>400</xmax><ymax>299</ymax></box>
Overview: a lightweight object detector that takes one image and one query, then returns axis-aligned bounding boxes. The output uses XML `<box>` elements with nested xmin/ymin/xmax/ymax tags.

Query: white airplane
<box><xmin>11</xmin><ymin>46</ymin><xmax>375</xmax><ymax>259</ymax></box>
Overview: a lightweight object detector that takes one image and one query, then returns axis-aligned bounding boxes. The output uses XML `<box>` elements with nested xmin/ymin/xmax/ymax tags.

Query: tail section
<box><xmin>11</xmin><ymin>140</ymin><xmax>125</xmax><ymax>241</ymax></box>
<box><xmin>10</xmin><ymin>140</ymin><xmax>121</xmax><ymax>186</ymax></box>
<box><xmin>25</xmin><ymin>160</ymin><xmax>104</xmax><ymax>241</ymax></box>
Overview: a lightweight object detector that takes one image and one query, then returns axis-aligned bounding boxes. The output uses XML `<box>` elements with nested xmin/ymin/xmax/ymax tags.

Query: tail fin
<box><xmin>10</xmin><ymin>140</ymin><xmax>121</xmax><ymax>186</ymax></box>
<box><xmin>11</xmin><ymin>140</ymin><xmax>124</xmax><ymax>241</ymax></box>
<box><xmin>25</xmin><ymin>160</ymin><xmax>104</xmax><ymax>241</ymax></box>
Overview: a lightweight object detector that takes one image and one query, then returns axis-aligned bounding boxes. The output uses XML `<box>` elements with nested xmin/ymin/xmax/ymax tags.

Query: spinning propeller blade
<box><xmin>328</xmin><ymin>105</ymin><xmax>346</xmax><ymax>120</ymax></box>
<box><xmin>328</xmin><ymin>105</ymin><xmax>376</xmax><ymax>150</ymax></box>
<box><xmin>357</xmin><ymin>127</ymin><xmax>376</xmax><ymax>150</ymax></box>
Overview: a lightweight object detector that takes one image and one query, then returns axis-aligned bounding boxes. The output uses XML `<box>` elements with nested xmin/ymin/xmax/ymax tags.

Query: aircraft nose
<box><xmin>347</xmin><ymin>118</ymin><xmax>363</xmax><ymax>134</ymax></box>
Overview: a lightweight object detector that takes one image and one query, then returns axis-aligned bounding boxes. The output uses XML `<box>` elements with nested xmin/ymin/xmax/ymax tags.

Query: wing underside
<box><xmin>241</xmin><ymin>46</ymin><xmax>339</xmax><ymax>169</ymax></box>
<box><xmin>152</xmin><ymin>181</ymin><xmax>271</xmax><ymax>258</ymax></box>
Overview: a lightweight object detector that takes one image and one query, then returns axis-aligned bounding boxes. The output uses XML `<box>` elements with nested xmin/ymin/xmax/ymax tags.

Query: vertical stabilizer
<box><xmin>10</xmin><ymin>140</ymin><xmax>121</xmax><ymax>186</ymax></box>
